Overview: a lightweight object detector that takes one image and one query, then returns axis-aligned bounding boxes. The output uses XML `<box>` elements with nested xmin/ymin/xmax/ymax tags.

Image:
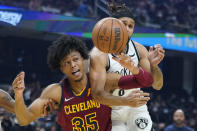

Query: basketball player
<box><xmin>12</xmin><ymin>35</ymin><xmax>151</xmax><ymax>130</ymax></box>
<box><xmin>89</xmin><ymin>3</ymin><xmax>165</xmax><ymax>131</ymax></box>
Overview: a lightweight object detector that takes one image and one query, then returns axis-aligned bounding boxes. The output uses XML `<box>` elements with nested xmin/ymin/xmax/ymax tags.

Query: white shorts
<box><xmin>127</xmin><ymin>111</ymin><xmax>153</xmax><ymax>131</ymax></box>
<box><xmin>112</xmin><ymin>120</ymin><xmax>128</xmax><ymax>131</ymax></box>
<box><xmin>112</xmin><ymin>106</ymin><xmax>153</xmax><ymax>131</ymax></box>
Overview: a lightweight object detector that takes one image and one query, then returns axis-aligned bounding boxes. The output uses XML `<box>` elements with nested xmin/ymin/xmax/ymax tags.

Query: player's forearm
<box><xmin>151</xmin><ymin>66</ymin><xmax>163</xmax><ymax>90</ymax></box>
<box><xmin>0</xmin><ymin>89</ymin><xmax>15</xmax><ymax>113</ymax></box>
<box><xmin>118</xmin><ymin>67</ymin><xmax>153</xmax><ymax>89</ymax></box>
<box><xmin>90</xmin><ymin>76</ymin><xmax>128</xmax><ymax>106</ymax></box>
<box><xmin>92</xmin><ymin>89</ymin><xmax>129</xmax><ymax>106</ymax></box>
<box><xmin>14</xmin><ymin>94</ymin><xmax>34</xmax><ymax>126</ymax></box>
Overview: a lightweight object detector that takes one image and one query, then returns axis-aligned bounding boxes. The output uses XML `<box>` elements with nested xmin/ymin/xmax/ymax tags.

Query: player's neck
<box><xmin>69</xmin><ymin>74</ymin><xmax>87</xmax><ymax>94</ymax></box>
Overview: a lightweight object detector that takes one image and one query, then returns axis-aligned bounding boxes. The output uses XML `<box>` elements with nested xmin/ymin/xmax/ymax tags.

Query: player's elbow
<box><xmin>16</xmin><ymin>114</ymin><xmax>33</xmax><ymax>126</ymax></box>
<box><xmin>17</xmin><ymin>119</ymin><xmax>31</xmax><ymax>126</ymax></box>
<box><xmin>152</xmin><ymin>80</ymin><xmax>163</xmax><ymax>90</ymax></box>
<box><xmin>153</xmin><ymin>85</ymin><xmax>163</xmax><ymax>90</ymax></box>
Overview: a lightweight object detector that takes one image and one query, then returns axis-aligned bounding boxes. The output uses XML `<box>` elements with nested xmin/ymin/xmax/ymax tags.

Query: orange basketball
<box><xmin>92</xmin><ymin>17</ymin><xmax>128</xmax><ymax>53</ymax></box>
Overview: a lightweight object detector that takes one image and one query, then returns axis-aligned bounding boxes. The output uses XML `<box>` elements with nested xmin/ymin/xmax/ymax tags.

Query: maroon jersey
<box><xmin>58</xmin><ymin>75</ymin><xmax>112</xmax><ymax>131</ymax></box>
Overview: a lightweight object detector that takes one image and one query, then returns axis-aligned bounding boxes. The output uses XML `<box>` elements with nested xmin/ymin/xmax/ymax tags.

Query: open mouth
<box><xmin>72</xmin><ymin>69</ymin><xmax>80</xmax><ymax>76</ymax></box>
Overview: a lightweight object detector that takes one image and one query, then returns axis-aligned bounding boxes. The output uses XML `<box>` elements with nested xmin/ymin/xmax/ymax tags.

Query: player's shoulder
<box><xmin>90</xmin><ymin>47</ymin><xmax>107</xmax><ymax>57</ymax></box>
<box><xmin>131</xmin><ymin>40</ymin><xmax>148</xmax><ymax>56</ymax></box>
<box><xmin>40</xmin><ymin>83</ymin><xmax>61</xmax><ymax>101</ymax></box>
<box><xmin>89</xmin><ymin>47</ymin><xmax>108</xmax><ymax>63</ymax></box>
<box><xmin>132</xmin><ymin>40</ymin><xmax>146</xmax><ymax>49</ymax></box>
<box><xmin>45</xmin><ymin>83</ymin><xmax>61</xmax><ymax>90</ymax></box>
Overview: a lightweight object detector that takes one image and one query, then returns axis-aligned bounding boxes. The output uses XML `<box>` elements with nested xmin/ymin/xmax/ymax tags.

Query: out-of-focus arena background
<box><xmin>0</xmin><ymin>0</ymin><xmax>197</xmax><ymax>131</ymax></box>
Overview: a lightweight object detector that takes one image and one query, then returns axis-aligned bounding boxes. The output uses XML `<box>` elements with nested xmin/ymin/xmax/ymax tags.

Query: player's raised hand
<box><xmin>12</xmin><ymin>71</ymin><xmax>25</xmax><ymax>95</ymax></box>
<box><xmin>126</xmin><ymin>90</ymin><xmax>150</xmax><ymax>107</ymax></box>
<box><xmin>148</xmin><ymin>44</ymin><xmax>165</xmax><ymax>67</ymax></box>
<box><xmin>112</xmin><ymin>53</ymin><xmax>139</xmax><ymax>75</ymax></box>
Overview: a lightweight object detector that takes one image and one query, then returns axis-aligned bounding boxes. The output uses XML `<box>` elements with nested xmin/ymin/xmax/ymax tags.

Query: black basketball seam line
<box><xmin>108</xmin><ymin>19</ymin><xmax>113</xmax><ymax>53</ymax></box>
<box><xmin>97</xmin><ymin>19</ymin><xmax>107</xmax><ymax>50</ymax></box>
<box><xmin>117</xmin><ymin>21</ymin><xmax>125</xmax><ymax>53</ymax></box>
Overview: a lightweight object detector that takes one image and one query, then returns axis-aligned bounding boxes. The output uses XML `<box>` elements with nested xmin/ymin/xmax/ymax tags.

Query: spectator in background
<box><xmin>1</xmin><ymin>112</ymin><xmax>12</xmax><ymax>131</ymax></box>
<box><xmin>75</xmin><ymin>0</ymin><xmax>93</xmax><ymax>17</ymax></box>
<box><xmin>29</xmin><ymin>0</ymin><xmax>41</xmax><ymax>11</ymax></box>
<box><xmin>164</xmin><ymin>109</ymin><xmax>193</xmax><ymax>131</ymax></box>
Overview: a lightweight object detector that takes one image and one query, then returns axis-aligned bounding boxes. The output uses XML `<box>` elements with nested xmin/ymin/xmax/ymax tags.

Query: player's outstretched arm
<box><xmin>0</xmin><ymin>89</ymin><xmax>15</xmax><ymax>113</ymax></box>
<box><xmin>12</xmin><ymin>72</ymin><xmax>60</xmax><ymax>126</ymax></box>
<box><xmin>135</xmin><ymin>42</ymin><xmax>164</xmax><ymax>90</ymax></box>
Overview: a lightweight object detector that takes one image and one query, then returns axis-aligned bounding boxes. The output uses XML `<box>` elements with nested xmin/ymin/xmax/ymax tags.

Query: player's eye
<box><xmin>65</xmin><ymin>61</ymin><xmax>70</xmax><ymax>65</ymax></box>
<box><xmin>129</xmin><ymin>25</ymin><xmax>133</xmax><ymax>29</ymax></box>
<box><xmin>73</xmin><ymin>57</ymin><xmax>79</xmax><ymax>62</ymax></box>
<box><xmin>123</xmin><ymin>22</ymin><xmax>127</xmax><ymax>26</ymax></box>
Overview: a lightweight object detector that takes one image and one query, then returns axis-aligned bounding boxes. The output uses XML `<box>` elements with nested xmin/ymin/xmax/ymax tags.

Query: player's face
<box><xmin>119</xmin><ymin>17</ymin><xmax>135</xmax><ymax>38</ymax></box>
<box><xmin>60</xmin><ymin>51</ymin><xmax>85</xmax><ymax>82</ymax></box>
<box><xmin>173</xmin><ymin>111</ymin><xmax>185</xmax><ymax>125</ymax></box>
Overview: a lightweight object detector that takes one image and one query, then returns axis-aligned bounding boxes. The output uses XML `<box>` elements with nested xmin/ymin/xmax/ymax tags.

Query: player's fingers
<box><xmin>112</xmin><ymin>56</ymin><xmax>121</xmax><ymax>62</ymax></box>
<box><xmin>158</xmin><ymin>52</ymin><xmax>165</xmax><ymax>60</ymax></box>
<box><xmin>13</xmin><ymin>73</ymin><xmax>24</xmax><ymax>86</ymax></box>
<box><xmin>132</xmin><ymin>91</ymin><xmax>145</xmax><ymax>98</ymax></box>
<box><xmin>154</xmin><ymin>44</ymin><xmax>165</xmax><ymax>53</ymax></box>
<box><xmin>158</xmin><ymin>49</ymin><xmax>165</xmax><ymax>54</ymax></box>
<box><xmin>157</xmin><ymin>48</ymin><xmax>165</xmax><ymax>54</ymax></box>
<box><xmin>154</xmin><ymin>44</ymin><xmax>162</xmax><ymax>48</ymax></box>
<box><xmin>20</xmin><ymin>71</ymin><xmax>25</xmax><ymax>80</ymax></box>
<box><xmin>149</xmin><ymin>46</ymin><xmax>153</xmax><ymax>52</ymax></box>
<box><xmin>48</xmin><ymin>99</ymin><xmax>55</xmax><ymax>111</ymax></box>
<box><xmin>13</xmin><ymin>72</ymin><xmax>23</xmax><ymax>83</ymax></box>
<box><xmin>42</xmin><ymin>104</ymin><xmax>47</xmax><ymax>116</ymax></box>
<box><xmin>139</xmin><ymin>96</ymin><xmax>150</xmax><ymax>101</ymax></box>
<box><xmin>119</xmin><ymin>53</ymin><xmax>129</xmax><ymax>60</ymax></box>
<box><xmin>140</xmin><ymin>92</ymin><xmax>150</xmax><ymax>97</ymax></box>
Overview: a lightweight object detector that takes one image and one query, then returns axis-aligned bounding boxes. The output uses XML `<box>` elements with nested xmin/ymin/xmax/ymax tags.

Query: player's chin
<box><xmin>74</xmin><ymin>75</ymin><xmax>83</xmax><ymax>82</ymax></box>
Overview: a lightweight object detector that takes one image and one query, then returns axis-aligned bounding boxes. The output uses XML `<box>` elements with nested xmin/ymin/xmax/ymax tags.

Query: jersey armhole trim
<box><xmin>58</xmin><ymin>81</ymin><xmax>64</xmax><ymax>112</ymax></box>
<box><xmin>106</xmin><ymin>55</ymin><xmax>110</xmax><ymax>71</ymax></box>
<box><xmin>131</xmin><ymin>40</ymin><xmax>140</xmax><ymax>61</ymax></box>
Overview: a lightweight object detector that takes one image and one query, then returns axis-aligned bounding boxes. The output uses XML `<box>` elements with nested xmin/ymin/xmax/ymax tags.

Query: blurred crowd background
<box><xmin>0</xmin><ymin>0</ymin><xmax>197</xmax><ymax>34</ymax></box>
<box><xmin>0</xmin><ymin>0</ymin><xmax>197</xmax><ymax>131</ymax></box>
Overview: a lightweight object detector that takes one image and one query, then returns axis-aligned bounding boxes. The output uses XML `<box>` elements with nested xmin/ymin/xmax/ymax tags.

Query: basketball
<box><xmin>92</xmin><ymin>17</ymin><xmax>128</xmax><ymax>53</ymax></box>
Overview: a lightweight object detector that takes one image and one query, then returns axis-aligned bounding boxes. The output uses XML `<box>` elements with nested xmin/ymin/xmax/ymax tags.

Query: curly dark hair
<box><xmin>47</xmin><ymin>35</ymin><xmax>89</xmax><ymax>71</ymax></box>
<box><xmin>107</xmin><ymin>2</ymin><xmax>135</xmax><ymax>20</ymax></box>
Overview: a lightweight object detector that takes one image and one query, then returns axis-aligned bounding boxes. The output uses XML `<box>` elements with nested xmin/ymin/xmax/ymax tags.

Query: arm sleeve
<box><xmin>118</xmin><ymin>67</ymin><xmax>154</xmax><ymax>89</ymax></box>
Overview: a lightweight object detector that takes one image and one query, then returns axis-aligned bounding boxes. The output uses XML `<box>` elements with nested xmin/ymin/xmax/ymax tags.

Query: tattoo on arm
<box><xmin>1</xmin><ymin>92</ymin><xmax>14</xmax><ymax>103</ymax></box>
<box><xmin>3</xmin><ymin>95</ymin><xmax>12</xmax><ymax>101</ymax></box>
